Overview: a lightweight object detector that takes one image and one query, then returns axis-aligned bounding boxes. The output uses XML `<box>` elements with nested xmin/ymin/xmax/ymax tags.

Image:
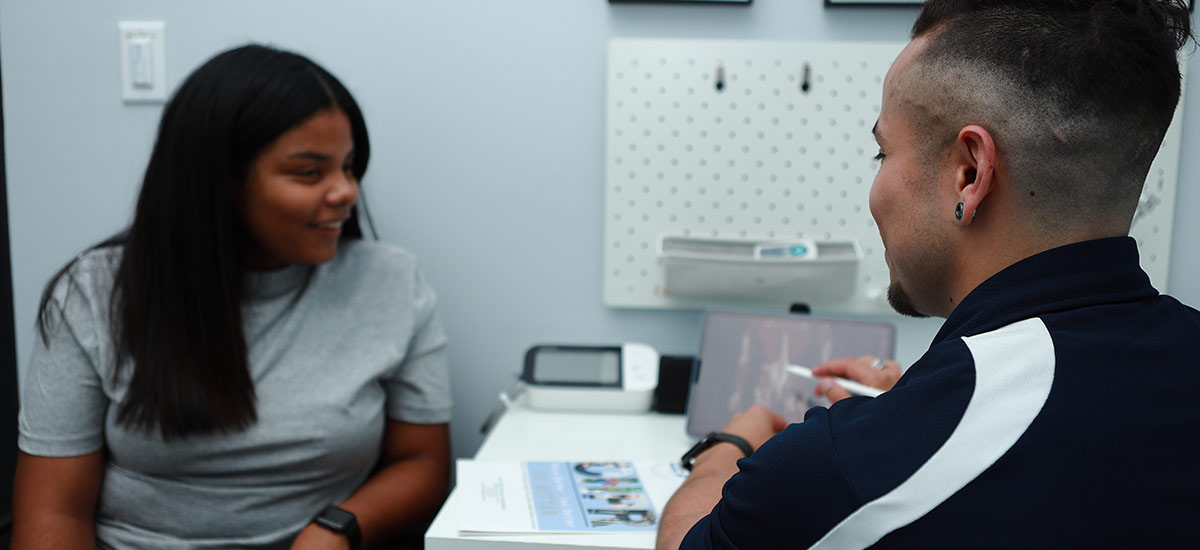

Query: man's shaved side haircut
<box><xmin>905</xmin><ymin>0</ymin><xmax>1193</xmax><ymax>234</ymax></box>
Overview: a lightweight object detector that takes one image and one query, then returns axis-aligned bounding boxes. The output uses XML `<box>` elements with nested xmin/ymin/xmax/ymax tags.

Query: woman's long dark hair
<box><xmin>37</xmin><ymin>44</ymin><xmax>371</xmax><ymax>439</ymax></box>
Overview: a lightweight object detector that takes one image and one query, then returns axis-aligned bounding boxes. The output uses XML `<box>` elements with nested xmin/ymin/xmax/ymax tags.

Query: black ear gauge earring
<box><xmin>955</xmin><ymin>202</ymin><xmax>965</xmax><ymax>220</ymax></box>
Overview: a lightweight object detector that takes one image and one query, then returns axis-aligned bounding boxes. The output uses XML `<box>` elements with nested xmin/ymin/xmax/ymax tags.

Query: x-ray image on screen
<box><xmin>686</xmin><ymin>311</ymin><xmax>896</xmax><ymax>436</ymax></box>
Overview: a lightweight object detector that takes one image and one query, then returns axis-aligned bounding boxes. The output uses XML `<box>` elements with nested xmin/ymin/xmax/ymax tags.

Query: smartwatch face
<box><xmin>317</xmin><ymin>506</ymin><xmax>355</xmax><ymax>530</ymax></box>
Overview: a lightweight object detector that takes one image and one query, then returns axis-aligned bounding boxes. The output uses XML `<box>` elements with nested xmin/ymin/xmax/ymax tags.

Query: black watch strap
<box><xmin>314</xmin><ymin>505</ymin><xmax>362</xmax><ymax>550</ymax></box>
<box><xmin>680</xmin><ymin>431</ymin><xmax>754</xmax><ymax>471</ymax></box>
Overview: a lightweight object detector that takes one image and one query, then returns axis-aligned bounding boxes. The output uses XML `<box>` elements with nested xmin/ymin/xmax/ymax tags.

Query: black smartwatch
<box><xmin>314</xmin><ymin>505</ymin><xmax>362</xmax><ymax>550</ymax></box>
<box><xmin>680</xmin><ymin>431</ymin><xmax>754</xmax><ymax>471</ymax></box>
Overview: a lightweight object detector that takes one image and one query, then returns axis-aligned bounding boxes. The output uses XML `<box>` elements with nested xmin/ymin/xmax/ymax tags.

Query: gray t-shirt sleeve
<box><xmin>18</xmin><ymin>272</ymin><xmax>109</xmax><ymax>457</ymax></box>
<box><xmin>384</xmin><ymin>266</ymin><xmax>452</xmax><ymax>424</ymax></box>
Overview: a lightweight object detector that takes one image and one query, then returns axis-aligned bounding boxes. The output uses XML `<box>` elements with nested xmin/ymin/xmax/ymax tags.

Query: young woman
<box><xmin>13</xmin><ymin>45</ymin><xmax>452</xmax><ymax>550</ymax></box>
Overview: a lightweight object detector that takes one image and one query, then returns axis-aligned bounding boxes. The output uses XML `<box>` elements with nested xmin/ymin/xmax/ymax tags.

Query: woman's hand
<box><xmin>290</xmin><ymin>523</ymin><xmax>350</xmax><ymax>550</ymax></box>
<box><xmin>812</xmin><ymin>355</ymin><xmax>902</xmax><ymax>403</ymax></box>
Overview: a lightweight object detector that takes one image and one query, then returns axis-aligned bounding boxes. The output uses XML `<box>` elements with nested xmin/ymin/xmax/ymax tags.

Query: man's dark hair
<box><xmin>37</xmin><ymin>45</ymin><xmax>370</xmax><ymax>439</ymax></box>
<box><xmin>905</xmin><ymin>0</ymin><xmax>1192</xmax><ymax>233</ymax></box>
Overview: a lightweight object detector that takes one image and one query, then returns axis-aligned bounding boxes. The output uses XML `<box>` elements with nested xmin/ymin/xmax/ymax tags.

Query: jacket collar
<box><xmin>930</xmin><ymin>236</ymin><xmax>1157</xmax><ymax>346</ymax></box>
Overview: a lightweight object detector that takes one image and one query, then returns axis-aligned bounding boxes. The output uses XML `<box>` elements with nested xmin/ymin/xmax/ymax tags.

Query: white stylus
<box><xmin>786</xmin><ymin>364</ymin><xmax>884</xmax><ymax>398</ymax></box>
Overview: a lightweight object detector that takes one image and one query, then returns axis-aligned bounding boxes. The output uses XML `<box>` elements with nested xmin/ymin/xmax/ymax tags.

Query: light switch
<box><xmin>119</xmin><ymin>21</ymin><xmax>166</xmax><ymax>102</ymax></box>
<box><xmin>129</xmin><ymin>37</ymin><xmax>154</xmax><ymax>89</ymax></box>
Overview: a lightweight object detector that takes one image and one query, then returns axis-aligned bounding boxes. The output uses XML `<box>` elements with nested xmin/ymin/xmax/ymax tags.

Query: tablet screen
<box><xmin>686</xmin><ymin>311</ymin><xmax>896</xmax><ymax>436</ymax></box>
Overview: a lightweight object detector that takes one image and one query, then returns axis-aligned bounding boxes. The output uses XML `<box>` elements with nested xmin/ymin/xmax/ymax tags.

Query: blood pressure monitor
<box><xmin>522</xmin><ymin>343</ymin><xmax>659</xmax><ymax>413</ymax></box>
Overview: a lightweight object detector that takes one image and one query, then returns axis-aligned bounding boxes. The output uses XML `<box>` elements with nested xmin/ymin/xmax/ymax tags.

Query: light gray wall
<box><xmin>4</xmin><ymin>0</ymin><xmax>1197</xmax><ymax>458</ymax></box>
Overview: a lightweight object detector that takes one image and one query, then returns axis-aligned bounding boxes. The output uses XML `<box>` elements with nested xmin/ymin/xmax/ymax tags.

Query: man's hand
<box><xmin>721</xmin><ymin>405</ymin><xmax>788</xmax><ymax>451</ymax></box>
<box><xmin>290</xmin><ymin>524</ymin><xmax>350</xmax><ymax>550</ymax></box>
<box><xmin>656</xmin><ymin>405</ymin><xmax>787</xmax><ymax>550</ymax></box>
<box><xmin>812</xmin><ymin>355</ymin><xmax>902</xmax><ymax>403</ymax></box>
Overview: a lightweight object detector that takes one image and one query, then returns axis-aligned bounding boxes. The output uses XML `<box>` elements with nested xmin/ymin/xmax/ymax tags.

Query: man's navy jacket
<box><xmin>682</xmin><ymin>237</ymin><xmax>1200</xmax><ymax>549</ymax></box>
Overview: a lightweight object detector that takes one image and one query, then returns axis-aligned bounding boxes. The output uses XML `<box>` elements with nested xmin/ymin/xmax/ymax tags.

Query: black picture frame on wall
<box><xmin>611</xmin><ymin>0</ymin><xmax>751</xmax><ymax>4</ymax></box>
<box><xmin>824</xmin><ymin>0</ymin><xmax>921</xmax><ymax>4</ymax></box>
<box><xmin>826</xmin><ymin>0</ymin><xmax>1194</xmax><ymax>10</ymax></box>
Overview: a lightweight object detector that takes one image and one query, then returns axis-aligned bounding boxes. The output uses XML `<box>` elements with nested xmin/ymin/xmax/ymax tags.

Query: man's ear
<box><xmin>954</xmin><ymin>124</ymin><xmax>997</xmax><ymax>226</ymax></box>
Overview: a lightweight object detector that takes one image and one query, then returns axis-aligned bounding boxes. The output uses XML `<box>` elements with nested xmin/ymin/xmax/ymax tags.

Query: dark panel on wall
<box><xmin>1</xmin><ymin>37</ymin><xmax>18</xmax><ymax>539</ymax></box>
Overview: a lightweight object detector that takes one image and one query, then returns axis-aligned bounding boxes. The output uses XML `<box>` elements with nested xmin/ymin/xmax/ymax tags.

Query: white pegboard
<box><xmin>603</xmin><ymin>38</ymin><xmax>1186</xmax><ymax>314</ymax></box>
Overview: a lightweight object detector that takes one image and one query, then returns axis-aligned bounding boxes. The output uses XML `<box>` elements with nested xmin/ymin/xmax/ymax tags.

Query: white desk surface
<box><xmin>425</xmin><ymin>404</ymin><xmax>696</xmax><ymax>550</ymax></box>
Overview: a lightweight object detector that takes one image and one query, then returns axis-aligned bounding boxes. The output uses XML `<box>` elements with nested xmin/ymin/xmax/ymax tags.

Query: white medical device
<box><xmin>522</xmin><ymin>343</ymin><xmax>660</xmax><ymax>413</ymax></box>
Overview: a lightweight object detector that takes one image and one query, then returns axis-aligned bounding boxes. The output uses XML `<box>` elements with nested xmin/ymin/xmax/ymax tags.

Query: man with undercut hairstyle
<box><xmin>658</xmin><ymin>1</ymin><xmax>1200</xmax><ymax>548</ymax></box>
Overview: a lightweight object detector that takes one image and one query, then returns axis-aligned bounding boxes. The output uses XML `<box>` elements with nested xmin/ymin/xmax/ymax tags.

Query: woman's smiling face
<box><xmin>240</xmin><ymin>107</ymin><xmax>358</xmax><ymax>270</ymax></box>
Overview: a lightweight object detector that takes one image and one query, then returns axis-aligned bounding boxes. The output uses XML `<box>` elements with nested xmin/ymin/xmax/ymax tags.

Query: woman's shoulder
<box><xmin>49</xmin><ymin>244</ymin><xmax>123</xmax><ymax>300</ymax></box>
<box><xmin>334</xmin><ymin>239</ymin><xmax>421</xmax><ymax>273</ymax></box>
<box><xmin>317</xmin><ymin>239</ymin><xmax>435</xmax><ymax>298</ymax></box>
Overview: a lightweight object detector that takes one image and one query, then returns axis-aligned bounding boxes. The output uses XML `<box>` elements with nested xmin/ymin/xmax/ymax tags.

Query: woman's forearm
<box><xmin>12</xmin><ymin>512</ymin><xmax>97</xmax><ymax>550</ymax></box>
<box><xmin>337</xmin><ymin>451</ymin><xmax>451</xmax><ymax>546</ymax></box>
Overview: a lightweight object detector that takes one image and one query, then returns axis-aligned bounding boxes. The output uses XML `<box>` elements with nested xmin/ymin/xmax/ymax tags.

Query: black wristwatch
<box><xmin>314</xmin><ymin>505</ymin><xmax>362</xmax><ymax>550</ymax></box>
<box><xmin>680</xmin><ymin>431</ymin><xmax>754</xmax><ymax>471</ymax></box>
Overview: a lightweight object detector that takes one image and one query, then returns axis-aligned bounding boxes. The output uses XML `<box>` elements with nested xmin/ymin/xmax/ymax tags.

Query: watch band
<box><xmin>680</xmin><ymin>431</ymin><xmax>754</xmax><ymax>471</ymax></box>
<box><xmin>314</xmin><ymin>505</ymin><xmax>362</xmax><ymax>550</ymax></box>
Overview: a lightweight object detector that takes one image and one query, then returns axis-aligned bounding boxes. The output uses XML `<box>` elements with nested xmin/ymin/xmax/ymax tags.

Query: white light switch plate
<box><xmin>119</xmin><ymin>21</ymin><xmax>166</xmax><ymax>102</ymax></box>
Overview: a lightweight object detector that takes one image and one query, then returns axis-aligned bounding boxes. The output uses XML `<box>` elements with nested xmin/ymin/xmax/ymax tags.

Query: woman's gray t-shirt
<box><xmin>18</xmin><ymin>240</ymin><xmax>452</xmax><ymax>549</ymax></box>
